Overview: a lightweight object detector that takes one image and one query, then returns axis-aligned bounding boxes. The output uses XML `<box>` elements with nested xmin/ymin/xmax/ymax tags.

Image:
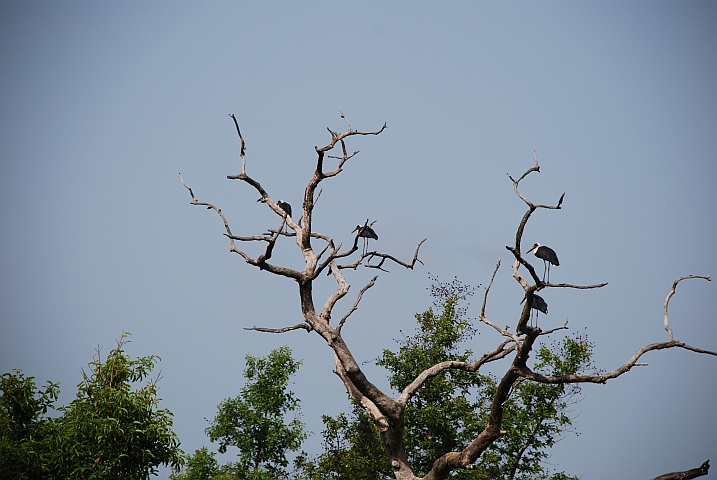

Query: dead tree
<box><xmin>181</xmin><ymin>113</ymin><xmax>715</xmax><ymax>480</ymax></box>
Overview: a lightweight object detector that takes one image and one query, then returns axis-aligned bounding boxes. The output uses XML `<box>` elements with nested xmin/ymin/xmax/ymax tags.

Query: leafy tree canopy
<box><xmin>0</xmin><ymin>369</ymin><xmax>59</xmax><ymax>479</ymax></box>
<box><xmin>0</xmin><ymin>333</ymin><xmax>183</xmax><ymax>479</ymax></box>
<box><xmin>197</xmin><ymin>346</ymin><xmax>306</xmax><ymax>480</ymax></box>
<box><xmin>312</xmin><ymin>276</ymin><xmax>590</xmax><ymax>480</ymax></box>
<box><xmin>170</xmin><ymin>278</ymin><xmax>595</xmax><ymax>480</ymax></box>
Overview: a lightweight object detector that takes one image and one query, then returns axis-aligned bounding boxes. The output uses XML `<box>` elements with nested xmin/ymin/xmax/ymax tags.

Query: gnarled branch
<box><xmin>396</xmin><ymin>339</ymin><xmax>516</xmax><ymax>407</ymax></box>
<box><xmin>653</xmin><ymin>460</ymin><xmax>710</xmax><ymax>480</ymax></box>
<box><xmin>664</xmin><ymin>275</ymin><xmax>711</xmax><ymax>341</ymax></box>
<box><xmin>244</xmin><ymin>323</ymin><xmax>312</xmax><ymax>334</ymax></box>
<box><xmin>515</xmin><ymin>276</ymin><xmax>716</xmax><ymax>386</ymax></box>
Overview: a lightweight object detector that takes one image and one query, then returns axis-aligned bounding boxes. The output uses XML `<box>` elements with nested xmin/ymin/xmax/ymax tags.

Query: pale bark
<box><xmin>182</xmin><ymin>118</ymin><xmax>715</xmax><ymax>480</ymax></box>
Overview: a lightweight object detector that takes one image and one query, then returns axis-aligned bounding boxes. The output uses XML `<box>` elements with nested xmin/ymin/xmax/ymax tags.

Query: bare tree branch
<box><xmin>479</xmin><ymin>260</ymin><xmax>522</xmax><ymax>343</ymax></box>
<box><xmin>396</xmin><ymin>339</ymin><xmax>516</xmax><ymax>407</ymax></box>
<box><xmin>653</xmin><ymin>460</ymin><xmax>710</xmax><ymax>480</ymax></box>
<box><xmin>543</xmin><ymin>281</ymin><xmax>608</xmax><ymax>290</ymax></box>
<box><xmin>505</xmin><ymin>155</ymin><xmax>568</xmax><ymax>288</ymax></box>
<box><xmin>179</xmin><ymin>173</ymin><xmax>237</xmax><ymax>250</ymax></box>
<box><xmin>507</xmin><ymin>151</ymin><xmax>564</xmax><ymax>212</ymax></box>
<box><xmin>184</xmin><ymin>121</ymin><xmax>716</xmax><ymax>480</ymax></box>
<box><xmin>244</xmin><ymin>323</ymin><xmax>312</xmax><ymax>334</ymax></box>
<box><xmin>517</xmin><ymin>338</ymin><xmax>717</xmax><ymax>386</ymax></box>
<box><xmin>364</xmin><ymin>239</ymin><xmax>427</xmax><ymax>272</ymax></box>
<box><xmin>320</xmin><ymin>262</ymin><xmax>351</xmax><ymax>324</ymax></box>
<box><xmin>228</xmin><ymin>113</ymin><xmax>246</xmax><ymax>175</ymax></box>
<box><xmin>180</xmin><ymin>173</ymin><xmax>304</xmax><ymax>280</ymax></box>
<box><xmin>538</xmin><ymin>320</ymin><xmax>570</xmax><ymax>336</ymax></box>
<box><xmin>338</xmin><ymin>106</ymin><xmax>352</xmax><ymax>131</ymax></box>
<box><xmin>505</xmin><ymin>246</ymin><xmax>544</xmax><ymax>287</ymax></box>
<box><xmin>337</xmin><ymin>275</ymin><xmax>378</xmax><ymax>333</ymax></box>
<box><xmin>335</xmin><ymin>238</ymin><xmax>426</xmax><ymax>273</ymax></box>
<box><xmin>664</xmin><ymin>275</ymin><xmax>711</xmax><ymax>341</ymax></box>
<box><xmin>480</xmin><ymin>259</ymin><xmax>501</xmax><ymax>320</ymax></box>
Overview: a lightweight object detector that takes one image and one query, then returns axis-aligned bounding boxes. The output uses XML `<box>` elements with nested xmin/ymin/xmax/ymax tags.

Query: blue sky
<box><xmin>1</xmin><ymin>2</ymin><xmax>716</xmax><ymax>478</ymax></box>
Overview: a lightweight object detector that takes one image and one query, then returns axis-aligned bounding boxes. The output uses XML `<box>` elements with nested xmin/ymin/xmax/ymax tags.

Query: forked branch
<box><xmin>396</xmin><ymin>339</ymin><xmax>516</xmax><ymax>407</ymax></box>
<box><xmin>333</xmin><ymin>352</ymin><xmax>390</xmax><ymax>431</ymax></box>
<box><xmin>479</xmin><ymin>260</ymin><xmax>521</xmax><ymax>344</ymax></box>
<box><xmin>364</xmin><ymin>239</ymin><xmax>427</xmax><ymax>272</ymax></box>
<box><xmin>184</xmin><ymin>123</ymin><xmax>715</xmax><ymax>480</ymax></box>
<box><xmin>516</xmin><ymin>276</ymin><xmax>716</xmax><ymax>385</ymax></box>
<box><xmin>337</xmin><ymin>275</ymin><xmax>378</xmax><ymax>333</ymax></box>
<box><xmin>179</xmin><ymin>173</ymin><xmax>237</xmax><ymax>249</ymax></box>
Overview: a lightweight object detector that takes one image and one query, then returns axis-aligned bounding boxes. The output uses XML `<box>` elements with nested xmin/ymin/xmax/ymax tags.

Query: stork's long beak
<box><xmin>525</xmin><ymin>245</ymin><xmax>537</xmax><ymax>255</ymax></box>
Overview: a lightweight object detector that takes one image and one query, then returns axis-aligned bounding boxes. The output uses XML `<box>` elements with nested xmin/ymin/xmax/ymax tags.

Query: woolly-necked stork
<box><xmin>522</xmin><ymin>293</ymin><xmax>548</xmax><ymax>327</ymax></box>
<box><xmin>526</xmin><ymin>243</ymin><xmax>559</xmax><ymax>282</ymax></box>
<box><xmin>257</xmin><ymin>198</ymin><xmax>292</xmax><ymax>231</ymax></box>
<box><xmin>276</xmin><ymin>200</ymin><xmax>292</xmax><ymax>218</ymax></box>
<box><xmin>353</xmin><ymin>220</ymin><xmax>378</xmax><ymax>255</ymax></box>
<box><xmin>256</xmin><ymin>197</ymin><xmax>292</xmax><ymax>218</ymax></box>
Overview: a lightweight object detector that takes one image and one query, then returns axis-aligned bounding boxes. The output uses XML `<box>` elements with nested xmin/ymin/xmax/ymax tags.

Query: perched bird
<box><xmin>530</xmin><ymin>294</ymin><xmax>548</xmax><ymax>315</ymax></box>
<box><xmin>521</xmin><ymin>293</ymin><xmax>548</xmax><ymax>327</ymax></box>
<box><xmin>352</xmin><ymin>220</ymin><xmax>378</xmax><ymax>255</ymax></box>
<box><xmin>276</xmin><ymin>200</ymin><xmax>292</xmax><ymax>218</ymax></box>
<box><xmin>525</xmin><ymin>243</ymin><xmax>559</xmax><ymax>282</ymax></box>
<box><xmin>256</xmin><ymin>197</ymin><xmax>292</xmax><ymax>217</ymax></box>
<box><xmin>257</xmin><ymin>198</ymin><xmax>292</xmax><ymax>231</ymax></box>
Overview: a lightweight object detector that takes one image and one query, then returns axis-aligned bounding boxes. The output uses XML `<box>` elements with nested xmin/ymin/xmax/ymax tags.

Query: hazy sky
<box><xmin>1</xmin><ymin>2</ymin><xmax>716</xmax><ymax>478</ymax></box>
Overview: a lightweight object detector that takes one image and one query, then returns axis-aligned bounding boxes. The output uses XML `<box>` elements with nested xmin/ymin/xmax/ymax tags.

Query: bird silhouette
<box><xmin>257</xmin><ymin>198</ymin><xmax>292</xmax><ymax>231</ymax></box>
<box><xmin>521</xmin><ymin>293</ymin><xmax>548</xmax><ymax>327</ymax></box>
<box><xmin>526</xmin><ymin>243</ymin><xmax>559</xmax><ymax>282</ymax></box>
<box><xmin>352</xmin><ymin>220</ymin><xmax>378</xmax><ymax>255</ymax></box>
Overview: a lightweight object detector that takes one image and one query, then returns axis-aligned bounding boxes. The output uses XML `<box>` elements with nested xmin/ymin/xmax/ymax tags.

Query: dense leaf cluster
<box><xmin>313</xmin><ymin>277</ymin><xmax>589</xmax><ymax>480</ymax></box>
<box><xmin>0</xmin><ymin>369</ymin><xmax>59</xmax><ymax>479</ymax></box>
<box><xmin>173</xmin><ymin>346</ymin><xmax>306</xmax><ymax>480</ymax></box>
<box><xmin>169</xmin><ymin>278</ymin><xmax>594</xmax><ymax>480</ymax></box>
<box><xmin>299</xmin><ymin>404</ymin><xmax>393</xmax><ymax>480</ymax></box>
<box><xmin>0</xmin><ymin>333</ymin><xmax>183</xmax><ymax>479</ymax></box>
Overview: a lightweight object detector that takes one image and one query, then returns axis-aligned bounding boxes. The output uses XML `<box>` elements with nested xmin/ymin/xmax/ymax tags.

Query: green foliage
<box><xmin>169</xmin><ymin>278</ymin><xmax>592</xmax><ymax>480</ymax></box>
<box><xmin>475</xmin><ymin>335</ymin><xmax>590</xmax><ymax>480</ymax></box>
<box><xmin>316</xmin><ymin>276</ymin><xmax>590</xmax><ymax>480</ymax></box>
<box><xmin>377</xmin><ymin>277</ymin><xmax>490</xmax><ymax>477</ymax></box>
<box><xmin>299</xmin><ymin>404</ymin><xmax>392</xmax><ymax>479</ymax></box>
<box><xmin>49</xmin><ymin>332</ymin><xmax>184</xmax><ymax>479</ymax></box>
<box><xmin>0</xmin><ymin>333</ymin><xmax>183</xmax><ymax>480</ymax></box>
<box><xmin>169</xmin><ymin>447</ymin><xmax>222</xmax><ymax>480</ymax></box>
<box><xmin>0</xmin><ymin>369</ymin><xmax>59</xmax><ymax>479</ymax></box>
<box><xmin>204</xmin><ymin>346</ymin><xmax>306</xmax><ymax>479</ymax></box>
